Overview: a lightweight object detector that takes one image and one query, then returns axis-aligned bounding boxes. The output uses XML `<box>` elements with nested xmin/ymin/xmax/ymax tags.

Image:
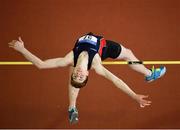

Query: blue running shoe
<box><xmin>146</xmin><ymin>66</ymin><xmax>166</xmax><ymax>82</ymax></box>
<box><xmin>68</xmin><ymin>107</ymin><xmax>79</xmax><ymax>124</ymax></box>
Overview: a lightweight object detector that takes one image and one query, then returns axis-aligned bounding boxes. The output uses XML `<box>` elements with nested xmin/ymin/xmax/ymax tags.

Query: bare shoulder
<box><xmin>91</xmin><ymin>54</ymin><xmax>102</xmax><ymax>69</ymax></box>
<box><xmin>63</xmin><ymin>51</ymin><xmax>74</xmax><ymax>66</ymax></box>
<box><xmin>65</xmin><ymin>51</ymin><xmax>73</xmax><ymax>59</ymax></box>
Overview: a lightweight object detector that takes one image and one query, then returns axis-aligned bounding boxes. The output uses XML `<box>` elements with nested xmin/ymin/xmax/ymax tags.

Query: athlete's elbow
<box><xmin>36</xmin><ymin>62</ymin><xmax>48</xmax><ymax>69</ymax></box>
<box><xmin>37</xmin><ymin>65</ymin><xmax>45</xmax><ymax>69</ymax></box>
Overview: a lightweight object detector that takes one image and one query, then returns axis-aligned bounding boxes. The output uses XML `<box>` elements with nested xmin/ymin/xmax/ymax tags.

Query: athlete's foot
<box><xmin>145</xmin><ymin>66</ymin><xmax>166</xmax><ymax>82</ymax></box>
<box><xmin>68</xmin><ymin>107</ymin><xmax>79</xmax><ymax>124</ymax></box>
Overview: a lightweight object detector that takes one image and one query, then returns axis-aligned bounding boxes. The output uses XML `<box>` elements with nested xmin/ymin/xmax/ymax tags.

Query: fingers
<box><xmin>140</xmin><ymin>103</ymin><xmax>151</xmax><ymax>108</ymax></box>
<box><xmin>8</xmin><ymin>42</ymin><xmax>14</xmax><ymax>48</ymax></box>
<box><xmin>147</xmin><ymin>100</ymin><xmax>152</xmax><ymax>103</ymax></box>
<box><xmin>8</xmin><ymin>41</ymin><xmax>16</xmax><ymax>48</ymax></box>
<box><xmin>8</xmin><ymin>44</ymin><xmax>14</xmax><ymax>48</ymax></box>
<box><xmin>9</xmin><ymin>46</ymin><xmax>14</xmax><ymax>48</ymax></box>
<box><xmin>140</xmin><ymin>102</ymin><xmax>152</xmax><ymax>108</ymax></box>
<box><xmin>140</xmin><ymin>104</ymin><xmax>145</xmax><ymax>108</ymax></box>
<box><xmin>8</xmin><ymin>40</ymin><xmax>17</xmax><ymax>45</ymax></box>
<box><xmin>144</xmin><ymin>102</ymin><xmax>151</xmax><ymax>106</ymax></box>
<box><xmin>8</xmin><ymin>37</ymin><xmax>23</xmax><ymax>46</ymax></box>
<box><xmin>140</xmin><ymin>99</ymin><xmax>152</xmax><ymax>108</ymax></box>
<box><xmin>140</xmin><ymin>104</ymin><xmax>151</xmax><ymax>108</ymax></box>
<box><xmin>18</xmin><ymin>36</ymin><xmax>23</xmax><ymax>42</ymax></box>
<box><xmin>144</xmin><ymin>100</ymin><xmax>152</xmax><ymax>105</ymax></box>
<box><xmin>137</xmin><ymin>94</ymin><xmax>152</xmax><ymax>108</ymax></box>
<box><xmin>8</xmin><ymin>42</ymin><xmax>14</xmax><ymax>45</ymax></box>
<box><xmin>12</xmin><ymin>40</ymin><xmax>17</xmax><ymax>44</ymax></box>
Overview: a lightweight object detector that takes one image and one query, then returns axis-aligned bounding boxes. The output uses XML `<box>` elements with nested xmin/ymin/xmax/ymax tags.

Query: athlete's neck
<box><xmin>76</xmin><ymin>51</ymin><xmax>88</xmax><ymax>70</ymax></box>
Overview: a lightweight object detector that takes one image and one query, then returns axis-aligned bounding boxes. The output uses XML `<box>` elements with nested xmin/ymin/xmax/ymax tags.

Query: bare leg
<box><xmin>117</xmin><ymin>45</ymin><xmax>152</xmax><ymax>77</ymax></box>
<box><xmin>68</xmin><ymin>67</ymin><xmax>80</xmax><ymax>109</ymax></box>
<box><xmin>68</xmin><ymin>67</ymin><xmax>80</xmax><ymax>124</ymax></box>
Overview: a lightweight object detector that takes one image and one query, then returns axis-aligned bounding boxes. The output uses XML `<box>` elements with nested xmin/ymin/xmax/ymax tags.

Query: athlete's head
<box><xmin>71</xmin><ymin>67</ymin><xmax>89</xmax><ymax>88</ymax></box>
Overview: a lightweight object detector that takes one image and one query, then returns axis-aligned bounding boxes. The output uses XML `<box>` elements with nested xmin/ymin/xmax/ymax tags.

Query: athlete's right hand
<box><xmin>8</xmin><ymin>37</ymin><xmax>25</xmax><ymax>52</ymax></box>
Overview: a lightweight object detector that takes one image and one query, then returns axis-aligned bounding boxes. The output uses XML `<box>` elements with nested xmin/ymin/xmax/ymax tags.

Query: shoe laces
<box><xmin>151</xmin><ymin>66</ymin><xmax>155</xmax><ymax>73</ymax></box>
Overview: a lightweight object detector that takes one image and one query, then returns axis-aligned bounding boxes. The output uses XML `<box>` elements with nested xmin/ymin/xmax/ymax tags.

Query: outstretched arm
<box><xmin>8</xmin><ymin>37</ymin><xmax>73</xmax><ymax>69</ymax></box>
<box><xmin>92</xmin><ymin>55</ymin><xmax>151</xmax><ymax>108</ymax></box>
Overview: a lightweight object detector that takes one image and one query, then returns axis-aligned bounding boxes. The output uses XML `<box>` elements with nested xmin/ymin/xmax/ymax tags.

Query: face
<box><xmin>72</xmin><ymin>67</ymin><xmax>89</xmax><ymax>83</ymax></box>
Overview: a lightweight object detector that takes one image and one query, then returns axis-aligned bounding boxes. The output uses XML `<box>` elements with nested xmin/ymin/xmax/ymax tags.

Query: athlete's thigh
<box><xmin>105</xmin><ymin>40</ymin><xmax>122</xmax><ymax>59</ymax></box>
<box><xmin>116</xmin><ymin>44</ymin><xmax>129</xmax><ymax>59</ymax></box>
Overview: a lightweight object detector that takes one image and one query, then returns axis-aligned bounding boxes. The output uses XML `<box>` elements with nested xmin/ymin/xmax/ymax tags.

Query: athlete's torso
<box><xmin>73</xmin><ymin>32</ymin><xmax>106</xmax><ymax>70</ymax></box>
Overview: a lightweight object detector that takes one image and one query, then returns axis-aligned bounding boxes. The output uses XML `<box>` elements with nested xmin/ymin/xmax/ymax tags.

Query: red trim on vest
<box><xmin>98</xmin><ymin>38</ymin><xmax>106</xmax><ymax>56</ymax></box>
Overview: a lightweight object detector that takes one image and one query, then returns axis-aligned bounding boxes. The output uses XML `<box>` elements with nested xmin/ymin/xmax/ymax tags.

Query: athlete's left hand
<box><xmin>135</xmin><ymin>94</ymin><xmax>152</xmax><ymax>108</ymax></box>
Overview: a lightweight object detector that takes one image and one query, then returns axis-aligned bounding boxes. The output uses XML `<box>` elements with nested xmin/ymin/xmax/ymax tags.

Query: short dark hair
<box><xmin>70</xmin><ymin>74</ymin><xmax>88</xmax><ymax>88</ymax></box>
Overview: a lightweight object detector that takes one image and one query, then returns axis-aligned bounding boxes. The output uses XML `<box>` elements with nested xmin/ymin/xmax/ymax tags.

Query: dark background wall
<box><xmin>0</xmin><ymin>0</ymin><xmax>180</xmax><ymax>128</ymax></box>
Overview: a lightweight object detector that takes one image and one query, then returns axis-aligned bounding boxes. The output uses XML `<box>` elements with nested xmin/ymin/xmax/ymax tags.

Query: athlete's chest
<box><xmin>78</xmin><ymin>35</ymin><xmax>99</xmax><ymax>46</ymax></box>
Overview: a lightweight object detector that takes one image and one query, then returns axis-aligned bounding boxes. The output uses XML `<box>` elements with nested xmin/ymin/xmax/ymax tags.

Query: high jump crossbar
<box><xmin>0</xmin><ymin>61</ymin><xmax>180</xmax><ymax>65</ymax></box>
